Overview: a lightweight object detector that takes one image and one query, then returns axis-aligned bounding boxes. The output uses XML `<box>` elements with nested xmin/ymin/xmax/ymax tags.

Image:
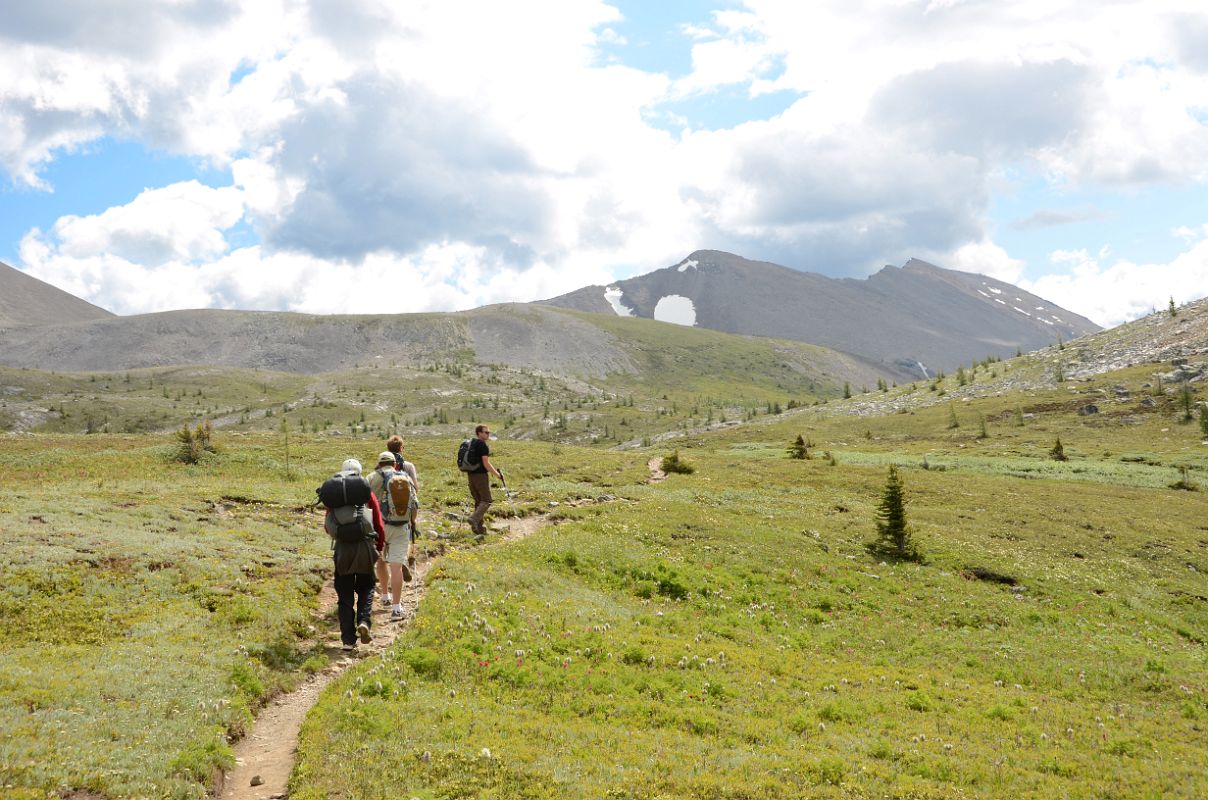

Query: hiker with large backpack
<box><xmin>458</xmin><ymin>424</ymin><xmax>503</xmax><ymax>536</ymax></box>
<box><xmin>385</xmin><ymin>435</ymin><xmax>420</xmax><ymax>491</ymax></box>
<box><xmin>317</xmin><ymin>458</ymin><xmax>385</xmax><ymax>652</ymax></box>
<box><xmin>367</xmin><ymin>451</ymin><xmax>418</xmax><ymax>621</ymax></box>
<box><xmin>385</xmin><ymin>435</ymin><xmax>421</xmax><ymax>569</ymax></box>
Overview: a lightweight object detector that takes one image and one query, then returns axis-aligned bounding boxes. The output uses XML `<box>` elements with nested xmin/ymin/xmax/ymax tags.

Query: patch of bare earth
<box><xmin>647</xmin><ymin>456</ymin><xmax>666</xmax><ymax>483</ymax></box>
<box><xmin>215</xmin><ymin>512</ymin><xmax>547</xmax><ymax>800</ymax></box>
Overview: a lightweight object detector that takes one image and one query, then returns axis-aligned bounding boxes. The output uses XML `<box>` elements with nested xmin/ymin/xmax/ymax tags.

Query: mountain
<box><xmin>0</xmin><ymin>260</ymin><xmax>114</xmax><ymax>328</ymax></box>
<box><xmin>0</xmin><ymin>301</ymin><xmax>896</xmax><ymax>394</ymax></box>
<box><xmin>540</xmin><ymin>250</ymin><xmax>1101</xmax><ymax>378</ymax></box>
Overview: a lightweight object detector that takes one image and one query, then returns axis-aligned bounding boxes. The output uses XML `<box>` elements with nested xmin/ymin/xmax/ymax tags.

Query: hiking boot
<box><xmin>380</xmin><ymin>592</ymin><xmax>392</xmax><ymax>608</ymax></box>
<box><xmin>341</xmin><ymin>642</ymin><xmax>356</xmax><ymax>652</ymax></box>
<box><xmin>391</xmin><ymin>606</ymin><xmax>404</xmax><ymax>621</ymax></box>
<box><xmin>357</xmin><ymin>622</ymin><xmax>371</xmax><ymax>644</ymax></box>
<box><xmin>401</xmin><ymin>562</ymin><xmax>413</xmax><ymax>583</ymax></box>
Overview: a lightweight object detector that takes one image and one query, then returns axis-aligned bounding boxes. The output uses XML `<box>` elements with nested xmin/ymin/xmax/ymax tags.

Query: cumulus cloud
<box><xmin>2</xmin><ymin>0</ymin><xmax>1208</xmax><ymax>319</ymax></box>
<box><xmin>17</xmin><ymin>179</ymin><xmax>615</xmax><ymax>315</ymax></box>
<box><xmin>1021</xmin><ymin>239</ymin><xmax>1208</xmax><ymax>327</ymax></box>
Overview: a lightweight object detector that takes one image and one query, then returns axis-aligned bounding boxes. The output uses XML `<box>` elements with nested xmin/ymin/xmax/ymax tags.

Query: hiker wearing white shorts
<box><xmin>367</xmin><ymin>451</ymin><xmax>416</xmax><ymax>621</ymax></box>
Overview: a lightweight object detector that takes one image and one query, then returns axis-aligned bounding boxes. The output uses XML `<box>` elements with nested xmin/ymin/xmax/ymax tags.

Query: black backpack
<box><xmin>456</xmin><ymin>439</ymin><xmax>480</xmax><ymax>472</ymax></box>
<box><xmin>316</xmin><ymin>471</ymin><xmax>375</xmax><ymax>544</ymax></box>
<box><xmin>317</xmin><ymin>470</ymin><xmax>373</xmax><ymax>508</ymax></box>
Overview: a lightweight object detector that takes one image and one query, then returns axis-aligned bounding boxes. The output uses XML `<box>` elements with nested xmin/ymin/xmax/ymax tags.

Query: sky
<box><xmin>2</xmin><ymin>1</ymin><xmax>1207</xmax><ymax>328</ymax></box>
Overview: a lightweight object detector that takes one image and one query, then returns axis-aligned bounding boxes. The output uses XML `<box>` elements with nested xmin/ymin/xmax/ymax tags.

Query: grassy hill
<box><xmin>0</xmin><ymin>302</ymin><xmax>1204</xmax><ymax>799</ymax></box>
<box><xmin>0</xmin><ymin>311</ymin><xmax>892</xmax><ymax>448</ymax></box>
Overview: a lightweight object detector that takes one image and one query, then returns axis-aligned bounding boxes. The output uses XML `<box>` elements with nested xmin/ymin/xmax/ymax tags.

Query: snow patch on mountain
<box><xmin>603</xmin><ymin>286</ymin><xmax>634</xmax><ymax>317</ymax></box>
<box><xmin>653</xmin><ymin>295</ymin><xmax>696</xmax><ymax>326</ymax></box>
<box><xmin>678</xmin><ymin>259</ymin><xmax>699</xmax><ymax>273</ymax></box>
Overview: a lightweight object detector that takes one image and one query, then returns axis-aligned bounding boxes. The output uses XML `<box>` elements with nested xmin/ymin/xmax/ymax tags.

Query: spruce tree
<box><xmin>1049</xmin><ymin>437</ymin><xmax>1068</xmax><ymax>461</ymax></box>
<box><xmin>1179</xmin><ymin>381</ymin><xmax>1194</xmax><ymax>422</ymax></box>
<box><xmin>789</xmin><ymin>434</ymin><xmax>810</xmax><ymax>460</ymax></box>
<box><xmin>868</xmin><ymin>466</ymin><xmax>919</xmax><ymax>562</ymax></box>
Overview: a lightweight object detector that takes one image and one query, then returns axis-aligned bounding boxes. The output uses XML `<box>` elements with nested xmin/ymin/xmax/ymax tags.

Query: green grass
<box><xmin>292</xmin><ymin>448</ymin><xmax>1205</xmax><ymax>799</ymax></box>
<box><xmin>1</xmin><ymin>356</ymin><xmax>1205</xmax><ymax>799</ymax></box>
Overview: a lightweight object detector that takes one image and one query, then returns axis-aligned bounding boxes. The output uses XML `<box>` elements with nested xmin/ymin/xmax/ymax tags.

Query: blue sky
<box><xmin>2</xmin><ymin>0</ymin><xmax>1206</xmax><ymax>326</ymax></box>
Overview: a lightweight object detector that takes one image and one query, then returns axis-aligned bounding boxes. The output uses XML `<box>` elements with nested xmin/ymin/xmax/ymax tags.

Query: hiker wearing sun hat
<box><xmin>316</xmin><ymin>458</ymin><xmax>384</xmax><ymax>652</ymax></box>
<box><xmin>367</xmin><ymin>451</ymin><xmax>417</xmax><ymax>621</ymax></box>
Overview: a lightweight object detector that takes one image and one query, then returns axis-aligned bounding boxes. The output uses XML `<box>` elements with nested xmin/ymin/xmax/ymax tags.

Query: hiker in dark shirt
<box><xmin>325</xmin><ymin>458</ymin><xmax>385</xmax><ymax>652</ymax></box>
<box><xmin>466</xmin><ymin>424</ymin><xmax>503</xmax><ymax>536</ymax></box>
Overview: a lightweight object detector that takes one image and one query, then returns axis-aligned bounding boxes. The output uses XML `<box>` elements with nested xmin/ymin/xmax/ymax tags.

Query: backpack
<box><xmin>457</xmin><ymin>439</ymin><xmax>480</xmax><ymax>472</ymax></box>
<box><xmin>317</xmin><ymin>470</ymin><xmax>373</xmax><ymax>509</ymax></box>
<box><xmin>316</xmin><ymin>470</ymin><xmax>375</xmax><ymax>544</ymax></box>
<box><xmin>373</xmin><ymin>467</ymin><xmax>415</xmax><ymax>524</ymax></box>
<box><xmin>325</xmin><ymin>504</ymin><xmax>374</xmax><ymax>543</ymax></box>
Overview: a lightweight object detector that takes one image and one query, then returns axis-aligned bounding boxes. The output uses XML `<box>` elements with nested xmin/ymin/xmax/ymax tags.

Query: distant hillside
<box><xmin>540</xmin><ymin>250</ymin><xmax>1101</xmax><ymax>378</ymax></box>
<box><xmin>0</xmin><ymin>260</ymin><xmax>114</xmax><ymax>328</ymax></box>
<box><xmin>0</xmin><ymin>302</ymin><xmax>895</xmax><ymax>394</ymax></box>
<box><xmin>834</xmin><ymin>295</ymin><xmax>1208</xmax><ymax>418</ymax></box>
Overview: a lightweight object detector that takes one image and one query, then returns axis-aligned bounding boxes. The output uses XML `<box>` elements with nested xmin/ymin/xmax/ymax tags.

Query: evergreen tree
<box><xmin>1200</xmin><ymin>406</ymin><xmax>1208</xmax><ymax>438</ymax></box>
<box><xmin>1168</xmin><ymin>297</ymin><xmax>1177</xmax><ymax>317</ymax></box>
<box><xmin>1049</xmin><ymin>437</ymin><xmax>1068</xmax><ymax>461</ymax></box>
<box><xmin>947</xmin><ymin>404</ymin><xmax>960</xmax><ymax>430</ymax></box>
<box><xmin>977</xmin><ymin>415</ymin><xmax>988</xmax><ymax>440</ymax></box>
<box><xmin>867</xmin><ymin>466</ymin><xmax>919</xmax><ymax>562</ymax></box>
<box><xmin>1179</xmin><ymin>381</ymin><xmax>1194</xmax><ymax>422</ymax></box>
<box><xmin>789</xmin><ymin>434</ymin><xmax>810</xmax><ymax>460</ymax></box>
<box><xmin>843</xmin><ymin>382</ymin><xmax>851</xmax><ymax>399</ymax></box>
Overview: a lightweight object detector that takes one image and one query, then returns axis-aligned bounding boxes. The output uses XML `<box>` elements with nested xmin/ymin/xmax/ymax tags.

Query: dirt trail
<box><xmin>647</xmin><ymin>456</ymin><xmax>666</xmax><ymax>483</ymax></box>
<box><xmin>216</xmin><ymin>513</ymin><xmax>545</xmax><ymax>800</ymax></box>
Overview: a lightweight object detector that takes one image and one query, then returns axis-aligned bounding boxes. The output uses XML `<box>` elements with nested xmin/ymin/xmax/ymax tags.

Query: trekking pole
<box><xmin>499</xmin><ymin>469</ymin><xmax>515</xmax><ymax>507</ymax></box>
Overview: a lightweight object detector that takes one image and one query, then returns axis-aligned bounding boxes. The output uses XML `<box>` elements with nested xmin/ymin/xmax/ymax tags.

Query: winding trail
<box><xmin>216</xmin><ymin>513</ymin><xmax>546</xmax><ymax>800</ymax></box>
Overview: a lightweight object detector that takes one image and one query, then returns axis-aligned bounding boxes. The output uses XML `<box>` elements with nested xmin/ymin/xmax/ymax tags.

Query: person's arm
<box><xmin>404</xmin><ymin>461</ymin><xmax>419</xmax><ymax>491</ymax></box>
<box><xmin>367</xmin><ymin>493</ymin><xmax>385</xmax><ymax>551</ymax></box>
<box><xmin>480</xmin><ymin>454</ymin><xmax>502</xmax><ymax>480</ymax></box>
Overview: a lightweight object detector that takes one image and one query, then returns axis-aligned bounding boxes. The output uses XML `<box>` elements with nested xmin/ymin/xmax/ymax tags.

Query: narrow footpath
<box><xmin>216</xmin><ymin>513</ymin><xmax>546</xmax><ymax>800</ymax></box>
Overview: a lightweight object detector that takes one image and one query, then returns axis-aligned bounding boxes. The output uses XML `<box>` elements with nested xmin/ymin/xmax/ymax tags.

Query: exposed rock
<box><xmin>1077</xmin><ymin>404</ymin><xmax>1099</xmax><ymax>416</ymax></box>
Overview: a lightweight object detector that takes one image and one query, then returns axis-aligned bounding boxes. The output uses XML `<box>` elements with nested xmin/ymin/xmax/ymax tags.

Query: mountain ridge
<box><xmin>540</xmin><ymin>249</ymin><xmax>1101</xmax><ymax>376</ymax></box>
<box><xmin>0</xmin><ymin>260</ymin><xmax>114</xmax><ymax>328</ymax></box>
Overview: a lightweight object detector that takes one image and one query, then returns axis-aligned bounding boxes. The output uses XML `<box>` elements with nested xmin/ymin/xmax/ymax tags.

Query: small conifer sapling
<box><xmin>789</xmin><ymin>434</ymin><xmax>810</xmax><ymax>460</ymax></box>
<box><xmin>867</xmin><ymin>466</ymin><xmax>920</xmax><ymax>562</ymax></box>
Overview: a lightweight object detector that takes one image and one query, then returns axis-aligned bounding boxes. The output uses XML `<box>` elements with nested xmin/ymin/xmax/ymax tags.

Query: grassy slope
<box><xmin>0</xmin><ymin>434</ymin><xmax>643</xmax><ymax>799</ymax></box>
<box><xmin>0</xmin><ymin>356</ymin><xmax>1204</xmax><ymax>799</ymax></box>
<box><xmin>289</xmin><ymin>365</ymin><xmax>1206</xmax><ymax>800</ymax></box>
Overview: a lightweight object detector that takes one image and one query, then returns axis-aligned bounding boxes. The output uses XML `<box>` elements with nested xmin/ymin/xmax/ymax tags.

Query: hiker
<box><xmin>463</xmin><ymin>424</ymin><xmax>503</xmax><ymax>536</ymax></box>
<box><xmin>367</xmin><ymin>451</ymin><xmax>417</xmax><ymax>621</ymax></box>
<box><xmin>386</xmin><ymin>434</ymin><xmax>420</xmax><ymax>490</ymax></box>
<box><xmin>385</xmin><ymin>435</ymin><xmax>422</xmax><ymax>565</ymax></box>
<box><xmin>320</xmin><ymin>458</ymin><xmax>385</xmax><ymax>652</ymax></box>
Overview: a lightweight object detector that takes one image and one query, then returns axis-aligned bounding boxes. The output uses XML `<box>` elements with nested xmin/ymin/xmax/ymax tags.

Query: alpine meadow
<box><xmin>1</xmin><ymin>297</ymin><xmax>1206</xmax><ymax>800</ymax></box>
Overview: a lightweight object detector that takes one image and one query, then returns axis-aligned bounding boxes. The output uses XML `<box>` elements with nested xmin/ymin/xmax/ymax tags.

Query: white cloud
<box><xmin>946</xmin><ymin>240</ymin><xmax>1026</xmax><ymax>283</ymax></box>
<box><xmin>47</xmin><ymin>181</ymin><xmax>243</xmax><ymax>265</ymax></box>
<box><xmin>17</xmin><ymin>181</ymin><xmax>616</xmax><ymax>315</ymax></box>
<box><xmin>3</xmin><ymin>0</ymin><xmax>1208</xmax><ymax>320</ymax></box>
<box><xmin>1022</xmin><ymin>239</ymin><xmax>1208</xmax><ymax>327</ymax></box>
